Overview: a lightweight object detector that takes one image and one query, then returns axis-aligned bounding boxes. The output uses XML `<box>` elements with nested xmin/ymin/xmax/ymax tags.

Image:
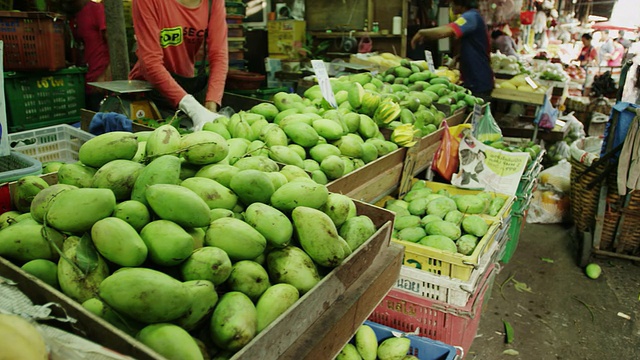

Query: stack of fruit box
<box><xmin>370</xmin><ymin>181</ymin><xmax>512</xmax><ymax>354</ymax></box>
<box><xmin>500</xmin><ymin>143</ymin><xmax>545</xmax><ymax>263</ymax></box>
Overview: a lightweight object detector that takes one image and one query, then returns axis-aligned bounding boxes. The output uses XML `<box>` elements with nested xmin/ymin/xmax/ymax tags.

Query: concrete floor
<box><xmin>468</xmin><ymin>223</ymin><xmax>640</xmax><ymax>359</ymax></box>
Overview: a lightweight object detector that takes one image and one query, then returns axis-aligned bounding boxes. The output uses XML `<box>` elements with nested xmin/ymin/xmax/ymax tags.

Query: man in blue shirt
<box><xmin>411</xmin><ymin>0</ymin><xmax>494</xmax><ymax>99</ymax></box>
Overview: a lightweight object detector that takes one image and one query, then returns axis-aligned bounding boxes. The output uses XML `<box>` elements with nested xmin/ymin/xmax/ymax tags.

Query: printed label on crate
<box><xmin>311</xmin><ymin>60</ymin><xmax>338</xmax><ymax>109</ymax></box>
<box><xmin>451</xmin><ymin>129</ymin><xmax>529</xmax><ymax>196</ymax></box>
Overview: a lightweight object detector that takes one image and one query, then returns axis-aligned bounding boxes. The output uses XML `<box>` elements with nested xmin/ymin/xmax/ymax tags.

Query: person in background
<box><xmin>491</xmin><ymin>29</ymin><xmax>518</xmax><ymax>57</ymax></box>
<box><xmin>129</xmin><ymin>0</ymin><xmax>228</xmax><ymax>131</ymax></box>
<box><xmin>411</xmin><ymin>0</ymin><xmax>494</xmax><ymax>100</ymax></box>
<box><xmin>73</xmin><ymin>0</ymin><xmax>111</xmax><ymax>111</ymax></box>
<box><xmin>606</xmin><ymin>38</ymin><xmax>625</xmax><ymax>67</ymax></box>
<box><xmin>598</xmin><ymin>30</ymin><xmax>614</xmax><ymax>65</ymax></box>
<box><xmin>617</xmin><ymin>30</ymin><xmax>632</xmax><ymax>61</ymax></box>
<box><xmin>577</xmin><ymin>33</ymin><xmax>598</xmax><ymax>67</ymax></box>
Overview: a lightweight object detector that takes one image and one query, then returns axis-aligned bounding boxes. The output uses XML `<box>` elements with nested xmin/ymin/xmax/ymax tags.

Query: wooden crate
<box><xmin>0</xmin><ymin>256</ymin><xmax>164</xmax><ymax>360</ymax></box>
<box><xmin>491</xmin><ymin>86</ymin><xmax>553</xmax><ymax>106</ymax></box>
<box><xmin>0</xmin><ymin>198</ymin><xmax>397</xmax><ymax>360</ymax></box>
<box><xmin>326</xmin><ymin>147</ymin><xmax>407</xmax><ymax>204</ymax></box>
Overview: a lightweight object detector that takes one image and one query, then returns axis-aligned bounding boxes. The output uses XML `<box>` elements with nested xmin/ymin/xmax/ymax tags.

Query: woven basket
<box><xmin>599</xmin><ymin>172</ymin><xmax>640</xmax><ymax>253</ymax></box>
<box><xmin>569</xmin><ymin>157</ymin><xmax>605</xmax><ymax>232</ymax></box>
<box><xmin>570</xmin><ymin>157</ymin><xmax>640</xmax><ymax>254</ymax></box>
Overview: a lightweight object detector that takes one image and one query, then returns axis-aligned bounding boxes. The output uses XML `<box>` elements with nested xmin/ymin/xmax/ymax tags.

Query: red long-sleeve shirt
<box><xmin>129</xmin><ymin>0</ymin><xmax>228</xmax><ymax>108</ymax></box>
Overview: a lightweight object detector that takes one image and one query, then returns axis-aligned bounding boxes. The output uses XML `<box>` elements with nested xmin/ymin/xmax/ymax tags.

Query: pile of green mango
<box><xmin>336</xmin><ymin>323</ymin><xmax>418</xmax><ymax>360</ymax></box>
<box><xmin>488</xmin><ymin>140</ymin><xmax>542</xmax><ymax>166</ymax></box>
<box><xmin>202</xmin><ymin>100</ymin><xmax>399</xmax><ymax>183</ymax></box>
<box><xmin>0</xmin><ymin>126</ymin><xmax>380</xmax><ymax>360</ymax></box>
<box><xmin>385</xmin><ymin>180</ymin><xmax>504</xmax><ymax>256</ymax></box>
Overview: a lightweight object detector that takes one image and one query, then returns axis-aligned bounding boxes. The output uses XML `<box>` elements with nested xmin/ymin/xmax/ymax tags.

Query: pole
<box><xmin>103</xmin><ymin>0</ymin><xmax>130</xmax><ymax>80</ymax></box>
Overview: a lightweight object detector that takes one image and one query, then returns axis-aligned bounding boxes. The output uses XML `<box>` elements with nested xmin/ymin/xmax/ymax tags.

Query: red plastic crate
<box><xmin>0</xmin><ymin>11</ymin><xmax>66</xmax><ymax>71</ymax></box>
<box><xmin>369</xmin><ymin>263</ymin><xmax>496</xmax><ymax>355</ymax></box>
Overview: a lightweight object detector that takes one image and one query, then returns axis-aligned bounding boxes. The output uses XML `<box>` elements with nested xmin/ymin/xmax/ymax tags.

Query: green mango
<box><xmin>180</xmin><ymin>131</ymin><xmax>229</xmax><ymax>165</ymax></box>
<box><xmin>180</xmin><ymin>246</ymin><xmax>232</xmax><ymax>285</ymax></box>
<box><xmin>312</xmin><ymin>119</ymin><xmax>345</xmax><ymax>141</ymax></box>
<box><xmin>146</xmin><ymin>125</ymin><xmax>181</xmax><ymax>160</ymax></box>
<box><xmin>229</xmin><ymin>169</ymin><xmax>275</xmax><ymax>206</ymax></box>
<box><xmin>21</xmin><ymin>259</ymin><xmax>59</xmax><ymax>289</ymax></box>
<box><xmin>266</xmin><ymin>246</ymin><xmax>321</xmax><ymax>295</ymax></box>
<box><xmin>47</xmin><ymin>188</ymin><xmax>116</xmax><ymax>233</ymax></box>
<box><xmin>140</xmin><ymin>220</ymin><xmax>194</xmax><ymax>266</ymax></box>
<box><xmin>91</xmin><ymin>217</ymin><xmax>148</xmax><ymax>266</ymax></box>
<box><xmin>244</xmin><ymin>203</ymin><xmax>293</xmax><ymax>248</ymax></box>
<box><xmin>146</xmin><ymin>184</ymin><xmax>211</xmax><ymax>227</ymax></box>
<box><xmin>182</xmin><ymin>177</ymin><xmax>238</xmax><ymax>210</ymax></box>
<box><xmin>292</xmin><ymin>206</ymin><xmax>348</xmax><ymax>268</ymax></box>
<box><xmin>82</xmin><ymin>298</ymin><xmax>143</xmax><ymax>337</ymax></box>
<box><xmin>92</xmin><ymin>160</ymin><xmax>145</xmax><ymax>201</ymax></box>
<box><xmin>250</xmin><ymin>102</ymin><xmax>279</xmax><ymax>121</ymax></box>
<box><xmin>269</xmin><ymin>145</ymin><xmax>304</xmax><ymax>168</ymax></box>
<box><xmin>461</xmin><ymin>215</ymin><xmax>489</xmax><ymax>237</ymax></box>
<box><xmin>57</xmin><ymin>163</ymin><xmax>97</xmax><ymax>188</ymax></box>
<box><xmin>79</xmin><ymin>131</ymin><xmax>138</xmax><ymax>167</ymax></box>
<box><xmin>226</xmin><ymin>260</ymin><xmax>271</xmax><ymax>301</ymax></box>
<box><xmin>58</xmin><ymin>236</ymin><xmax>110</xmax><ymax>303</ymax></box>
<box><xmin>29</xmin><ymin>184</ymin><xmax>77</xmax><ymax>223</ymax></box>
<box><xmin>284</xmin><ymin>122</ymin><xmax>319</xmax><ymax>148</ymax></box>
<box><xmin>255</xmin><ymin>283</ymin><xmax>299</xmax><ymax>332</ymax></box>
<box><xmin>377</xmin><ymin>337</ymin><xmax>411</xmax><ymax>360</ymax></box>
<box><xmin>355</xmin><ymin>325</ymin><xmax>378</xmax><ymax>360</ymax></box>
<box><xmin>138</xmin><ymin>324</ymin><xmax>204</xmax><ymax>360</ymax></box>
<box><xmin>100</xmin><ymin>267</ymin><xmax>190</xmax><ymax>323</ymax></box>
<box><xmin>309</xmin><ymin>144</ymin><xmax>341</xmax><ymax>163</ymax></box>
<box><xmin>131</xmin><ymin>155</ymin><xmax>182</xmax><ymax>206</ymax></box>
<box><xmin>0</xmin><ymin>219</ymin><xmax>63</xmax><ymax>262</ymax></box>
<box><xmin>320</xmin><ymin>193</ymin><xmax>356</xmax><ymax>227</ymax></box>
<box><xmin>203</xmin><ymin>121</ymin><xmax>231</xmax><ymax>139</ymax></box>
<box><xmin>266</xmin><ymin>171</ymin><xmax>289</xmax><ymax>190</ymax></box>
<box><xmin>339</xmin><ymin>215</ymin><xmax>376</xmax><ymax>251</ymax></box>
<box><xmin>175</xmin><ymin>280</ymin><xmax>219</xmax><ymax>331</ymax></box>
<box><xmin>210</xmin><ymin>292</ymin><xmax>258</xmax><ymax>351</ymax></box>
<box><xmin>205</xmin><ymin>217</ymin><xmax>266</xmax><ymax>261</ymax></box>
<box><xmin>270</xmin><ymin>179</ymin><xmax>328</xmax><ymax>212</ymax></box>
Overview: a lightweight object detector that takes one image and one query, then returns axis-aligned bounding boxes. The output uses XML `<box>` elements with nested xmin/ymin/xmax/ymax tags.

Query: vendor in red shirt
<box><xmin>577</xmin><ymin>33</ymin><xmax>598</xmax><ymax>67</ymax></box>
<box><xmin>73</xmin><ymin>0</ymin><xmax>111</xmax><ymax>111</ymax></box>
<box><xmin>129</xmin><ymin>0</ymin><xmax>228</xmax><ymax>130</ymax></box>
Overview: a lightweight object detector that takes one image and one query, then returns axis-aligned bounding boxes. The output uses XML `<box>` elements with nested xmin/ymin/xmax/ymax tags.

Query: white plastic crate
<box><xmin>394</xmin><ymin>229</ymin><xmax>506</xmax><ymax>306</ymax></box>
<box><xmin>8</xmin><ymin>124</ymin><xmax>94</xmax><ymax>163</ymax></box>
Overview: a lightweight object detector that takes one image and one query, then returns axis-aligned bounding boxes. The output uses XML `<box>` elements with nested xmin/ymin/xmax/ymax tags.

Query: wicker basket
<box><xmin>570</xmin><ymin>157</ymin><xmax>640</xmax><ymax>254</ymax></box>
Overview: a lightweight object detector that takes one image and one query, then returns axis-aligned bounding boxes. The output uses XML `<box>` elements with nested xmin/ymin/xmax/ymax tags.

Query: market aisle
<box><xmin>469</xmin><ymin>223</ymin><xmax>640</xmax><ymax>359</ymax></box>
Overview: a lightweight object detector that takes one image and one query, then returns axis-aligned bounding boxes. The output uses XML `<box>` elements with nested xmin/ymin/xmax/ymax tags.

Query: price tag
<box><xmin>311</xmin><ymin>60</ymin><xmax>338</xmax><ymax>109</ymax></box>
<box><xmin>524</xmin><ymin>76</ymin><xmax>539</xmax><ymax>89</ymax></box>
<box><xmin>424</xmin><ymin>50</ymin><xmax>436</xmax><ymax>72</ymax></box>
<box><xmin>472</xmin><ymin>104</ymin><xmax>483</xmax><ymax>129</ymax></box>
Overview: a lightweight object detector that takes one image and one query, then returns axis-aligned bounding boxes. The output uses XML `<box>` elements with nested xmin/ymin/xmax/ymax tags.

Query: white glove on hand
<box><xmin>178</xmin><ymin>94</ymin><xmax>221</xmax><ymax>131</ymax></box>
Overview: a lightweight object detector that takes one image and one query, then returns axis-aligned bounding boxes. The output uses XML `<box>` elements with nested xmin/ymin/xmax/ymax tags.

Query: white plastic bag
<box><xmin>527</xmin><ymin>160</ymin><xmax>572</xmax><ymax>224</ymax></box>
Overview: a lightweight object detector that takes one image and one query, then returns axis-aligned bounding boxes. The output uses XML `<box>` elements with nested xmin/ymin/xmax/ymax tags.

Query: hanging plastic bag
<box><xmin>546</xmin><ymin>140</ymin><xmax>571</xmax><ymax>165</ymax></box>
<box><xmin>432</xmin><ymin>122</ymin><xmax>459</xmax><ymax>181</ymax></box>
<box><xmin>473</xmin><ymin>106</ymin><xmax>502</xmax><ymax>144</ymax></box>
<box><xmin>535</xmin><ymin>95</ymin><xmax>558</xmax><ymax>130</ymax></box>
<box><xmin>527</xmin><ymin>160</ymin><xmax>572</xmax><ymax>224</ymax></box>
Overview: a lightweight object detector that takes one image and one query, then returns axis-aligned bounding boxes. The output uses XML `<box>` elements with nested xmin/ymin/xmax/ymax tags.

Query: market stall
<box><xmin>1</xmin><ymin>0</ymin><xmax>639</xmax><ymax>359</ymax></box>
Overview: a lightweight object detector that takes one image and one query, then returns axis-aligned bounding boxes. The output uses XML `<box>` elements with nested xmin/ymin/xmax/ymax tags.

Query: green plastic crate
<box><xmin>501</xmin><ymin>196</ymin><xmax>531</xmax><ymax>263</ymax></box>
<box><xmin>4</xmin><ymin>68</ymin><xmax>87</xmax><ymax>132</ymax></box>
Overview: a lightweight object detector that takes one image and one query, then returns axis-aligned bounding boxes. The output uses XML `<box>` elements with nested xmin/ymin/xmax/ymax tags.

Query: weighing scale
<box><xmin>88</xmin><ymin>80</ymin><xmax>162</xmax><ymax>120</ymax></box>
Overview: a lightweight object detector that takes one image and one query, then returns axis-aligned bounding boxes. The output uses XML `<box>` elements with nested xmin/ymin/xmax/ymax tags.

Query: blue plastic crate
<box><xmin>0</xmin><ymin>151</ymin><xmax>42</xmax><ymax>183</ymax></box>
<box><xmin>363</xmin><ymin>321</ymin><xmax>459</xmax><ymax>360</ymax></box>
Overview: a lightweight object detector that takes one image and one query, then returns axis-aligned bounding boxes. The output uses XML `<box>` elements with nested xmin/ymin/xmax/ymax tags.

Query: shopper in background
<box><xmin>606</xmin><ymin>38</ymin><xmax>625</xmax><ymax>67</ymax></box>
<box><xmin>73</xmin><ymin>0</ymin><xmax>111</xmax><ymax>111</ymax></box>
<box><xmin>577</xmin><ymin>33</ymin><xmax>598</xmax><ymax>67</ymax></box>
<box><xmin>598</xmin><ymin>30</ymin><xmax>614</xmax><ymax>65</ymax></box>
<box><xmin>129</xmin><ymin>0</ymin><xmax>228</xmax><ymax>131</ymax></box>
<box><xmin>491</xmin><ymin>29</ymin><xmax>518</xmax><ymax>57</ymax></box>
<box><xmin>411</xmin><ymin>0</ymin><xmax>494</xmax><ymax>100</ymax></box>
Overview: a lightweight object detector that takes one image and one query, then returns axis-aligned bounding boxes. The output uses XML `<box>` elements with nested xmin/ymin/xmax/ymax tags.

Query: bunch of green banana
<box><xmin>390</xmin><ymin>124</ymin><xmax>420</xmax><ymax>147</ymax></box>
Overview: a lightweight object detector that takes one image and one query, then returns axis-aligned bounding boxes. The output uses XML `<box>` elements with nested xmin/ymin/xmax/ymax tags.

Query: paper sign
<box><xmin>311</xmin><ymin>60</ymin><xmax>338</xmax><ymax>109</ymax></box>
<box><xmin>525</xmin><ymin>76</ymin><xmax>539</xmax><ymax>89</ymax></box>
<box><xmin>424</xmin><ymin>50</ymin><xmax>436</xmax><ymax>72</ymax></box>
<box><xmin>451</xmin><ymin>130</ymin><xmax>529</xmax><ymax>196</ymax></box>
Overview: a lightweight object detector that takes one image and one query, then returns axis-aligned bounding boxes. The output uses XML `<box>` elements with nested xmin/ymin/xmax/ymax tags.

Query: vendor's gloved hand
<box><xmin>179</xmin><ymin>94</ymin><xmax>221</xmax><ymax>131</ymax></box>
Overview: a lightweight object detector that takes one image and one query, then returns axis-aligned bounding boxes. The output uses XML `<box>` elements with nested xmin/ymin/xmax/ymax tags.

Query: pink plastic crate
<box><xmin>369</xmin><ymin>263</ymin><xmax>496</xmax><ymax>355</ymax></box>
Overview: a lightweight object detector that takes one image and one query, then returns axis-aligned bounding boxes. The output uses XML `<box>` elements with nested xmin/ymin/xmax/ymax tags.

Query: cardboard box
<box><xmin>267</xmin><ymin>20</ymin><xmax>306</xmax><ymax>58</ymax></box>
